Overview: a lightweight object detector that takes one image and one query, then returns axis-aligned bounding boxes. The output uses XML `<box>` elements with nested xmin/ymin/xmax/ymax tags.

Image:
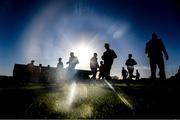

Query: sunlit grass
<box><xmin>24</xmin><ymin>81</ymin><xmax>135</xmax><ymax>118</ymax></box>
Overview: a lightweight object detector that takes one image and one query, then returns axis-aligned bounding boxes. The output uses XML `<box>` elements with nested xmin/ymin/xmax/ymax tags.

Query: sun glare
<box><xmin>73</xmin><ymin>44</ymin><xmax>93</xmax><ymax>70</ymax></box>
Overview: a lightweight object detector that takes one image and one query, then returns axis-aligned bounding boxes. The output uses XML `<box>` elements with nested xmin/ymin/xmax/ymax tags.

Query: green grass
<box><xmin>0</xmin><ymin>80</ymin><xmax>179</xmax><ymax>119</ymax></box>
<box><xmin>24</xmin><ymin>83</ymin><xmax>134</xmax><ymax>118</ymax></box>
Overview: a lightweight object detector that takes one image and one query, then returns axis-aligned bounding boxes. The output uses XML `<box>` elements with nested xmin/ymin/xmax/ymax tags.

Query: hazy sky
<box><xmin>0</xmin><ymin>0</ymin><xmax>180</xmax><ymax>78</ymax></box>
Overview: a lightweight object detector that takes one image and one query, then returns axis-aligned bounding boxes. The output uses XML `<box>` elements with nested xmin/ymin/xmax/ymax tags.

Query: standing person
<box><xmin>90</xmin><ymin>53</ymin><xmax>99</xmax><ymax>79</ymax></box>
<box><xmin>135</xmin><ymin>69</ymin><xmax>140</xmax><ymax>80</ymax></box>
<box><xmin>66</xmin><ymin>52</ymin><xmax>79</xmax><ymax>79</ymax></box>
<box><xmin>38</xmin><ymin>64</ymin><xmax>43</xmax><ymax>83</ymax></box>
<box><xmin>101</xmin><ymin>43</ymin><xmax>117</xmax><ymax>80</ymax></box>
<box><xmin>57</xmin><ymin>57</ymin><xmax>64</xmax><ymax>69</ymax></box>
<box><xmin>145</xmin><ymin>32</ymin><xmax>169</xmax><ymax>80</ymax></box>
<box><xmin>122</xmin><ymin>67</ymin><xmax>128</xmax><ymax>80</ymax></box>
<box><xmin>99</xmin><ymin>61</ymin><xmax>105</xmax><ymax>80</ymax></box>
<box><xmin>56</xmin><ymin>58</ymin><xmax>64</xmax><ymax>80</ymax></box>
<box><xmin>125</xmin><ymin>54</ymin><xmax>137</xmax><ymax>79</ymax></box>
<box><xmin>66</xmin><ymin>52</ymin><xmax>79</xmax><ymax>70</ymax></box>
<box><xmin>45</xmin><ymin>65</ymin><xmax>51</xmax><ymax>83</ymax></box>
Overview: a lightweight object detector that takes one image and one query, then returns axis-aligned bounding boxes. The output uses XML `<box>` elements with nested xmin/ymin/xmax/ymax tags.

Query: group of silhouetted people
<box><xmin>26</xmin><ymin>60</ymin><xmax>53</xmax><ymax>83</ymax></box>
<box><xmin>121</xmin><ymin>67</ymin><xmax>140</xmax><ymax>80</ymax></box>
<box><xmin>56</xmin><ymin>52</ymin><xmax>79</xmax><ymax>73</ymax></box>
<box><xmin>121</xmin><ymin>32</ymin><xmax>169</xmax><ymax>80</ymax></box>
<box><xmin>90</xmin><ymin>43</ymin><xmax>117</xmax><ymax>80</ymax></box>
<box><xmin>121</xmin><ymin>54</ymin><xmax>140</xmax><ymax>80</ymax></box>
<box><xmin>124</xmin><ymin>54</ymin><xmax>138</xmax><ymax>79</ymax></box>
<box><xmin>90</xmin><ymin>32</ymin><xmax>169</xmax><ymax>80</ymax></box>
<box><xmin>26</xmin><ymin>32</ymin><xmax>171</xmax><ymax>82</ymax></box>
<box><xmin>26</xmin><ymin>51</ymin><xmax>80</xmax><ymax>82</ymax></box>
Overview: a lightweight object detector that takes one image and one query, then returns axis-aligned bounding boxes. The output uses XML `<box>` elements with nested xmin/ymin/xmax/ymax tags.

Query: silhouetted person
<box><xmin>45</xmin><ymin>65</ymin><xmax>51</xmax><ymax>82</ymax></box>
<box><xmin>99</xmin><ymin>61</ymin><xmax>105</xmax><ymax>80</ymax></box>
<box><xmin>38</xmin><ymin>64</ymin><xmax>43</xmax><ymax>82</ymax></box>
<box><xmin>125</xmin><ymin>54</ymin><xmax>137</xmax><ymax>79</ymax></box>
<box><xmin>66</xmin><ymin>52</ymin><xmax>79</xmax><ymax>79</ymax></box>
<box><xmin>145</xmin><ymin>32</ymin><xmax>169</xmax><ymax>80</ymax></box>
<box><xmin>57</xmin><ymin>57</ymin><xmax>64</xmax><ymax>69</ymax></box>
<box><xmin>38</xmin><ymin>64</ymin><xmax>42</xmax><ymax>72</ymax></box>
<box><xmin>26</xmin><ymin>60</ymin><xmax>35</xmax><ymax>82</ymax></box>
<box><xmin>122</xmin><ymin>67</ymin><xmax>128</xmax><ymax>80</ymax></box>
<box><xmin>102</xmin><ymin>43</ymin><xmax>117</xmax><ymax>79</ymax></box>
<box><xmin>135</xmin><ymin>69</ymin><xmax>140</xmax><ymax>80</ymax></box>
<box><xmin>66</xmin><ymin>52</ymin><xmax>79</xmax><ymax>70</ymax></box>
<box><xmin>90</xmin><ymin>53</ymin><xmax>99</xmax><ymax>79</ymax></box>
<box><xmin>56</xmin><ymin>58</ymin><xmax>64</xmax><ymax>80</ymax></box>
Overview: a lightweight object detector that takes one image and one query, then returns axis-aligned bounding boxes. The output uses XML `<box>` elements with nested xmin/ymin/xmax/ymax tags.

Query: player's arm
<box><xmin>161</xmin><ymin>40</ymin><xmax>169</xmax><ymax>60</ymax></box>
<box><xmin>113</xmin><ymin>50</ymin><xmax>117</xmax><ymax>58</ymax></box>
<box><xmin>145</xmin><ymin>43</ymin><xmax>148</xmax><ymax>54</ymax></box>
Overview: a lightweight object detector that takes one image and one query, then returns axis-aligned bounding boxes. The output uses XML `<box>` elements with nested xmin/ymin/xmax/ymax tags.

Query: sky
<box><xmin>0</xmin><ymin>0</ymin><xmax>180</xmax><ymax>78</ymax></box>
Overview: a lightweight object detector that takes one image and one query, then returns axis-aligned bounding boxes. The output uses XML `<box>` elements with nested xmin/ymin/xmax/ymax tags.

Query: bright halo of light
<box><xmin>72</xmin><ymin>43</ymin><xmax>93</xmax><ymax>70</ymax></box>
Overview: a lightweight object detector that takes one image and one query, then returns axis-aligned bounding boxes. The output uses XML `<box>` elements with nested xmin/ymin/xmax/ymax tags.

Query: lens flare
<box><xmin>67</xmin><ymin>82</ymin><xmax>77</xmax><ymax>107</ymax></box>
<box><xmin>104</xmin><ymin>80</ymin><xmax>134</xmax><ymax>110</ymax></box>
<box><xmin>104</xmin><ymin>80</ymin><xmax>116</xmax><ymax>92</ymax></box>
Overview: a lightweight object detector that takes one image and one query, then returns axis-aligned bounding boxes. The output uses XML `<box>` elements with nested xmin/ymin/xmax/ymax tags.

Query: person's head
<box><xmin>136</xmin><ymin>69</ymin><xmax>138</xmax><ymax>72</ymax></box>
<box><xmin>104</xmin><ymin>43</ymin><xmax>110</xmax><ymax>50</ymax></box>
<box><xmin>31</xmin><ymin>60</ymin><xmax>35</xmax><ymax>64</ymax></box>
<box><xmin>100</xmin><ymin>61</ymin><xmax>103</xmax><ymax>65</ymax></box>
<box><xmin>122</xmin><ymin>67</ymin><xmax>125</xmax><ymax>70</ymax></box>
<box><xmin>93</xmin><ymin>53</ymin><xmax>97</xmax><ymax>57</ymax></box>
<box><xmin>39</xmin><ymin>64</ymin><xmax>42</xmax><ymax>67</ymax></box>
<box><xmin>128</xmin><ymin>54</ymin><xmax>132</xmax><ymax>59</ymax></box>
<box><xmin>152</xmin><ymin>32</ymin><xmax>158</xmax><ymax>39</ymax></box>
<box><xmin>47</xmin><ymin>65</ymin><xmax>50</xmax><ymax>68</ymax></box>
<box><xmin>59</xmin><ymin>57</ymin><xmax>62</xmax><ymax>62</ymax></box>
<box><xmin>70</xmin><ymin>52</ymin><xmax>74</xmax><ymax>57</ymax></box>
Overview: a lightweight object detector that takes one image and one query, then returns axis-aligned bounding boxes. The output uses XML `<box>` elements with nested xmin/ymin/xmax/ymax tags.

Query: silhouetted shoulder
<box><xmin>109</xmin><ymin>49</ymin><xmax>117</xmax><ymax>58</ymax></box>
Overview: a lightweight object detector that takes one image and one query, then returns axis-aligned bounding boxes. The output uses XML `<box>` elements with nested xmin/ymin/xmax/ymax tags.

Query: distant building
<box><xmin>13</xmin><ymin>64</ymin><xmax>92</xmax><ymax>83</ymax></box>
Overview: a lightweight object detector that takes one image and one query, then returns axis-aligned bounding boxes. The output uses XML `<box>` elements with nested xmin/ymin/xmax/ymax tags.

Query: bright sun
<box><xmin>72</xmin><ymin>44</ymin><xmax>93</xmax><ymax>70</ymax></box>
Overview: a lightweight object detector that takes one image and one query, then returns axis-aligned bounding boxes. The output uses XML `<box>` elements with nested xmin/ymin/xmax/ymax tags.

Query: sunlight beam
<box><xmin>104</xmin><ymin>80</ymin><xmax>134</xmax><ymax>110</ymax></box>
<box><xmin>67</xmin><ymin>82</ymin><xmax>77</xmax><ymax>107</ymax></box>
